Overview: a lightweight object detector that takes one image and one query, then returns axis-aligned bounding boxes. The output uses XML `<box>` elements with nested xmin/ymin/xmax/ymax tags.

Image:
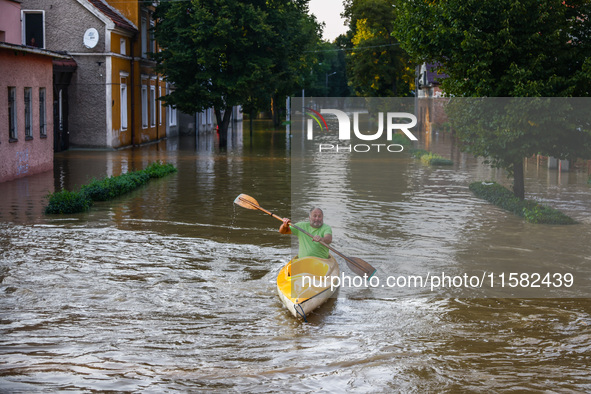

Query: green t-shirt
<box><xmin>290</xmin><ymin>222</ymin><xmax>332</xmax><ymax>259</ymax></box>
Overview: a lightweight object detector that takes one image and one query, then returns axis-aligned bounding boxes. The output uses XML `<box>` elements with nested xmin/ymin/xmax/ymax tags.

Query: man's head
<box><xmin>309</xmin><ymin>208</ymin><xmax>324</xmax><ymax>228</ymax></box>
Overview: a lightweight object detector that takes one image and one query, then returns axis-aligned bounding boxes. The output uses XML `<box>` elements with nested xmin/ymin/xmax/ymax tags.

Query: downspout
<box><xmin>130</xmin><ymin>32</ymin><xmax>137</xmax><ymax>147</ymax></box>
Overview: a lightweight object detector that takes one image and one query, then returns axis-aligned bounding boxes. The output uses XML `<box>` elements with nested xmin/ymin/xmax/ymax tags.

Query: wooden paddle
<box><xmin>234</xmin><ymin>193</ymin><xmax>377</xmax><ymax>278</ymax></box>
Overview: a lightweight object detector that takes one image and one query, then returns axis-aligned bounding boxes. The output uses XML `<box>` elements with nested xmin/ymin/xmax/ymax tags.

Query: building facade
<box><xmin>0</xmin><ymin>0</ymin><xmax>73</xmax><ymax>183</ymax></box>
<box><xmin>18</xmin><ymin>0</ymin><xmax>177</xmax><ymax>150</ymax></box>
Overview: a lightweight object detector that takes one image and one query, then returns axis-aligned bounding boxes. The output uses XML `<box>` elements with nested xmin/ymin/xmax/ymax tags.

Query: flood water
<box><xmin>1</xmin><ymin>121</ymin><xmax>591</xmax><ymax>391</ymax></box>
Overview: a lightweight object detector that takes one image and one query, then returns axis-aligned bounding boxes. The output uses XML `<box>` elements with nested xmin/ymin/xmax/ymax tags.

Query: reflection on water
<box><xmin>1</xmin><ymin>123</ymin><xmax>590</xmax><ymax>391</ymax></box>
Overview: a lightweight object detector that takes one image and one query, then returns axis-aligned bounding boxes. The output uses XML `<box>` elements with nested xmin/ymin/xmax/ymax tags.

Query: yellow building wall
<box><xmin>106</xmin><ymin>1</ymin><xmax>166</xmax><ymax>148</ymax></box>
<box><xmin>106</xmin><ymin>0</ymin><xmax>139</xmax><ymax>27</ymax></box>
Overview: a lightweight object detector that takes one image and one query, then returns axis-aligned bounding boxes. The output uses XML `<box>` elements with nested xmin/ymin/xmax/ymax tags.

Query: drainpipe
<box><xmin>130</xmin><ymin>33</ymin><xmax>137</xmax><ymax>147</ymax></box>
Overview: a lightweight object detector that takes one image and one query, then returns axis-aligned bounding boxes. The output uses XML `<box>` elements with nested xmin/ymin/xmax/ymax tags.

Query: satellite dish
<box><xmin>83</xmin><ymin>28</ymin><xmax>99</xmax><ymax>49</ymax></box>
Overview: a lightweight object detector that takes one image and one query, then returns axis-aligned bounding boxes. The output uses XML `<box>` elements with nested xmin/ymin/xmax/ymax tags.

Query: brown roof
<box><xmin>87</xmin><ymin>0</ymin><xmax>137</xmax><ymax>32</ymax></box>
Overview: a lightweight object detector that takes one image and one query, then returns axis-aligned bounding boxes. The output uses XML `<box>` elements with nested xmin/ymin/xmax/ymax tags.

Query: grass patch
<box><xmin>45</xmin><ymin>161</ymin><xmax>177</xmax><ymax>214</ymax></box>
<box><xmin>469</xmin><ymin>181</ymin><xmax>576</xmax><ymax>225</ymax></box>
<box><xmin>410</xmin><ymin>149</ymin><xmax>454</xmax><ymax>166</ymax></box>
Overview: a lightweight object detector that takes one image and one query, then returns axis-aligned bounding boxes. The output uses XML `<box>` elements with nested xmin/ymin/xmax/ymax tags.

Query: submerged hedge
<box><xmin>45</xmin><ymin>162</ymin><xmax>177</xmax><ymax>214</ymax></box>
<box><xmin>469</xmin><ymin>181</ymin><xmax>576</xmax><ymax>225</ymax></box>
<box><xmin>410</xmin><ymin>149</ymin><xmax>454</xmax><ymax>166</ymax></box>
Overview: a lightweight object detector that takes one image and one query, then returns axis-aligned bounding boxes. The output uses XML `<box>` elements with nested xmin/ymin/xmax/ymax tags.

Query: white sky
<box><xmin>308</xmin><ymin>0</ymin><xmax>348</xmax><ymax>41</ymax></box>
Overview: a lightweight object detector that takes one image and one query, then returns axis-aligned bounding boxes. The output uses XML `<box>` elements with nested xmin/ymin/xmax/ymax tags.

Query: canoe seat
<box><xmin>287</xmin><ymin>257</ymin><xmax>330</xmax><ymax>278</ymax></box>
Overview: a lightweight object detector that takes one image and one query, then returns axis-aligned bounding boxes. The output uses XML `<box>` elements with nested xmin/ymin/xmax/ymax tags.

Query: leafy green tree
<box><xmin>394</xmin><ymin>0</ymin><xmax>591</xmax><ymax>199</ymax></box>
<box><xmin>153</xmin><ymin>0</ymin><xmax>320</xmax><ymax>146</ymax></box>
<box><xmin>299</xmin><ymin>40</ymin><xmax>351</xmax><ymax>98</ymax></box>
<box><xmin>343</xmin><ymin>0</ymin><xmax>414</xmax><ymax>97</ymax></box>
<box><xmin>265</xmin><ymin>0</ymin><xmax>322</xmax><ymax>126</ymax></box>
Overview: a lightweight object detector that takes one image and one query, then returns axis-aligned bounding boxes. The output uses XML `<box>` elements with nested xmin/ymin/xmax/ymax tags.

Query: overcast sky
<box><xmin>308</xmin><ymin>0</ymin><xmax>348</xmax><ymax>41</ymax></box>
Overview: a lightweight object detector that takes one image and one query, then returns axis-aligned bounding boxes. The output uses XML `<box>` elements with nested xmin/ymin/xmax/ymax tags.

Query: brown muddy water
<box><xmin>1</xmin><ymin>122</ymin><xmax>590</xmax><ymax>392</ymax></box>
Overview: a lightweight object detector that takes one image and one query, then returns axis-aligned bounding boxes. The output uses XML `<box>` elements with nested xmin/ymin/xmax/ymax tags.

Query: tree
<box><xmin>394</xmin><ymin>0</ymin><xmax>591</xmax><ymax>198</ymax></box>
<box><xmin>343</xmin><ymin>0</ymin><xmax>415</xmax><ymax>97</ymax></box>
<box><xmin>298</xmin><ymin>39</ymin><xmax>352</xmax><ymax>98</ymax></box>
<box><xmin>265</xmin><ymin>0</ymin><xmax>322</xmax><ymax>127</ymax></box>
<box><xmin>153</xmin><ymin>0</ymin><xmax>320</xmax><ymax>147</ymax></box>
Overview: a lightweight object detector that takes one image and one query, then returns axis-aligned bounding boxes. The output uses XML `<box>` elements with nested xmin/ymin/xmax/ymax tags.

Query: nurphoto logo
<box><xmin>305</xmin><ymin>108</ymin><xmax>418</xmax><ymax>153</ymax></box>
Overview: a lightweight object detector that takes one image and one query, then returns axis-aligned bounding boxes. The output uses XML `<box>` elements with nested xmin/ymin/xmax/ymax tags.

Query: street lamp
<box><xmin>325</xmin><ymin>72</ymin><xmax>336</xmax><ymax>96</ymax></box>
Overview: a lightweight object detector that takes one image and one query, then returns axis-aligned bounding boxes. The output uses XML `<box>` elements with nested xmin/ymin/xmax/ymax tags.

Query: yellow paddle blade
<box><xmin>233</xmin><ymin>194</ymin><xmax>260</xmax><ymax>210</ymax></box>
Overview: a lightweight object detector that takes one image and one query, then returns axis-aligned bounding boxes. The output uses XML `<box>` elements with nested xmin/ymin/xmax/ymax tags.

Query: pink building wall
<box><xmin>0</xmin><ymin>48</ymin><xmax>54</xmax><ymax>183</ymax></box>
<box><xmin>0</xmin><ymin>0</ymin><xmax>22</xmax><ymax>44</ymax></box>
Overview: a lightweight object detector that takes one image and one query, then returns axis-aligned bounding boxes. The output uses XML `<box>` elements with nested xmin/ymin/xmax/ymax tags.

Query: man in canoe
<box><xmin>279</xmin><ymin>208</ymin><xmax>332</xmax><ymax>259</ymax></box>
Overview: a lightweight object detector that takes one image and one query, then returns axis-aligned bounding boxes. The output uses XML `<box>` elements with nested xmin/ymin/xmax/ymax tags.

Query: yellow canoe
<box><xmin>276</xmin><ymin>255</ymin><xmax>340</xmax><ymax>320</ymax></box>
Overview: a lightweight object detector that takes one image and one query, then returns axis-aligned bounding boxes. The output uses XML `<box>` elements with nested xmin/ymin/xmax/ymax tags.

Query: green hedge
<box><xmin>44</xmin><ymin>190</ymin><xmax>93</xmax><ymax>214</ymax></box>
<box><xmin>45</xmin><ymin>161</ymin><xmax>177</xmax><ymax>214</ymax></box>
<box><xmin>469</xmin><ymin>181</ymin><xmax>576</xmax><ymax>225</ymax></box>
<box><xmin>410</xmin><ymin>149</ymin><xmax>454</xmax><ymax>166</ymax></box>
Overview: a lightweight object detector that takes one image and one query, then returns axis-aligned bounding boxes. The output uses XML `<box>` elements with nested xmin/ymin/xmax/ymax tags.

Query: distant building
<box><xmin>416</xmin><ymin>63</ymin><xmax>448</xmax><ymax>134</ymax></box>
<box><xmin>18</xmin><ymin>0</ymin><xmax>177</xmax><ymax>149</ymax></box>
<box><xmin>0</xmin><ymin>0</ymin><xmax>74</xmax><ymax>183</ymax></box>
<box><xmin>416</xmin><ymin>63</ymin><xmax>445</xmax><ymax>98</ymax></box>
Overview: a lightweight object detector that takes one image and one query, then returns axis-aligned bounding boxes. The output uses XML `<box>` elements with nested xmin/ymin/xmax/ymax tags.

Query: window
<box><xmin>120</xmin><ymin>79</ymin><xmax>128</xmax><ymax>130</ymax></box>
<box><xmin>141</xmin><ymin>82</ymin><xmax>148</xmax><ymax>128</ymax></box>
<box><xmin>24</xmin><ymin>88</ymin><xmax>32</xmax><ymax>139</ymax></box>
<box><xmin>39</xmin><ymin>88</ymin><xmax>46</xmax><ymax>137</ymax></box>
<box><xmin>22</xmin><ymin>11</ymin><xmax>44</xmax><ymax>48</ymax></box>
<box><xmin>169</xmin><ymin>106</ymin><xmax>177</xmax><ymax>126</ymax></box>
<box><xmin>8</xmin><ymin>87</ymin><xmax>17</xmax><ymax>141</ymax></box>
<box><xmin>120</xmin><ymin>38</ymin><xmax>126</xmax><ymax>55</ymax></box>
<box><xmin>149</xmin><ymin>22</ymin><xmax>156</xmax><ymax>54</ymax></box>
<box><xmin>150</xmin><ymin>85</ymin><xmax>156</xmax><ymax>127</ymax></box>
<box><xmin>158</xmin><ymin>85</ymin><xmax>162</xmax><ymax>125</ymax></box>
<box><xmin>141</xmin><ymin>17</ymin><xmax>147</xmax><ymax>58</ymax></box>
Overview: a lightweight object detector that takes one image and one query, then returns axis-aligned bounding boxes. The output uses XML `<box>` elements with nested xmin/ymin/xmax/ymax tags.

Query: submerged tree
<box><xmin>153</xmin><ymin>0</ymin><xmax>321</xmax><ymax>145</ymax></box>
<box><xmin>394</xmin><ymin>0</ymin><xmax>591</xmax><ymax>198</ymax></box>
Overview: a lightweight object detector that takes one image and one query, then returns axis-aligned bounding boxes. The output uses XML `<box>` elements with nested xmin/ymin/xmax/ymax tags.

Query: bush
<box><xmin>469</xmin><ymin>181</ymin><xmax>576</xmax><ymax>225</ymax></box>
<box><xmin>390</xmin><ymin>133</ymin><xmax>413</xmax><ymax>146</ymax></box>
<box><xmin>410</xmin><ymin>149</ymin><xmax>454</xmax><ymax>166</ymax></box>
<box><xmin>45</xmin><ymin>190</ymin><xmax>93</xmax><ymax>214</ymax></box>
<box><xmin>45</xmin><ymin>161</ymin><xmax>177</xmax><ymax>214</ymax></box>
<box><xmin>144</xmin><ymin>161</ymin><xmax>178</xmax><ymax>178</ymax></box>
<box><xmin>80</xmin><ymin>172</ymin><xmax>151</xmax><ymax>201</ymax></box>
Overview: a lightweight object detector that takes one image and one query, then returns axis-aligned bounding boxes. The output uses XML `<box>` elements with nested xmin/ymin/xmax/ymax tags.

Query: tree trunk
<box><xmin>271</xmin><ymin>94</ymin><xmax>281</xmax><ymax>128</ymax></box>
<box><xmin>214</xmin><ymin>107</ymin><xmax>233</xmax><ymax>149</ymax></box>
<box><xmin>513</xmin><ymin>158</ymin><xmax>525</xmax><ymax>200</ymax></box>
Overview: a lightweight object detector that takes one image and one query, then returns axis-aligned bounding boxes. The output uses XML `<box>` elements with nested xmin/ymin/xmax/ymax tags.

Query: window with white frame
<box><xmin>120</xmin><ymin>77</ymin><xmax>128</xmax><ymax>130</ymax></box>
<box><xmin>149</xmin><ymin>21</ymin><xmax>156</xmax><ymax>54</ymax></box>
<box><xmin>24</xmin><ymin>87</ymin><xmax>32</xmax><ymax>139</ymax></box>
<box><xmin>169</xmin><ymin>105</ymin><xmax>177</xmax><ymax>126</ymax></box>
<box><xmin>150</xmin><ymin>84</ymin><xmax>156</xmax><ymax>127</ymax></box>
<box><xmin>22</xmin><ymin>11</ymin><xmax>44</xmax><ymax>48</ymax></box>
<box><xmin>141</xmin><ymin>82</ymin><xmax>148</xmax><ymax>128</ymax></box>
<box><xmin>39</xmin><ymin>88</ymin><xmax>46</xmax><ymax>137</ymax></box>
<box><xmin>141</xmin><ymin>17</ymin><xmax>147</xmax><ymax>58</ymax></box>
<box><xmin>158</xmin><ymin>85</ymin><xmax>162</xmax><ymax>125</ymax></box>
<box><xmin>8</xmin><ymin>87</ymin><xmax>17</xmax><ymax>140</ymax></box>
<box><xmin>120</xmin><ymin>38</ymin><xmax>126</xmax><ymax>55</ymax></box>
